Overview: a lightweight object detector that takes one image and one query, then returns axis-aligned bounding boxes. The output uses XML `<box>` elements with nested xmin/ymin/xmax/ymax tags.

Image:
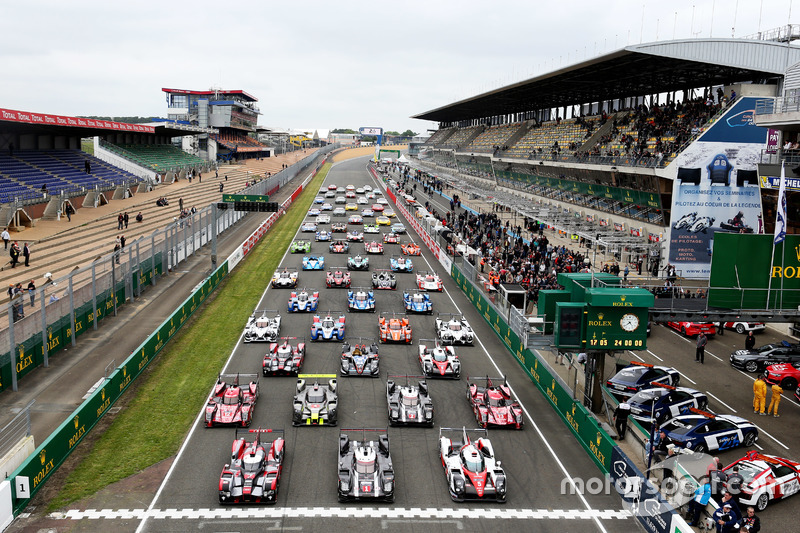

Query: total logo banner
<box><xmin>0</xmin><ymin>107</ymin><xmax>155</xmax><ymax>133</ymax></box>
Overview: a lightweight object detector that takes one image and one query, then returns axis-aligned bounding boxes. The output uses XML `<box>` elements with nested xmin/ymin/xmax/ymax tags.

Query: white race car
<box><xmin>439</xmin><ymin>428</ymin><xmax>506</xmax><ymax>502</ymax></box>
<box><xmin>416</xmin><ymin>271</ymin><xmax>443</xmax><ymax>292</ymax></box>
<box><xmin>435</xmin><ymin>314</ymin><xmax>474</xmax><ymax>345</ymax></box>
<box><xmin>243</xmin><ymin>311</ymin><xmax>281</xmax><ymax>342</ymax></box>
<box><xmin>271</xmin><ymin>269</ymin><xmax>298</xmax><ymax>288</ymax></box>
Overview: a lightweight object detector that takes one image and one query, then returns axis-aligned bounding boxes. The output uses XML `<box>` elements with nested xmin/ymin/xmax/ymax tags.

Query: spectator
<box><xmin>687</xmin><ymin>478</ymin><xmax>711</xmax><ymax>527</ymax></box>
<box><xmin>740</xmin><ymin>506</ymin><xmax>760</xmax><ymax>532</ymax></box>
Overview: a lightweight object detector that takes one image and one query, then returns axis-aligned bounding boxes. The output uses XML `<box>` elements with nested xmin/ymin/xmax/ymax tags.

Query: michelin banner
<box><xmin>667</xmin><ymin>97</ymin><xmax>767</xmax><ymax>279</ymax></box>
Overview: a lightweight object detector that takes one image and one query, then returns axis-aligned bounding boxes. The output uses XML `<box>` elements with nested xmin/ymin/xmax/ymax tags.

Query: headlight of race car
<box><xmin>496</xmin><ymin>478</ymin><xmax>506</xmax><ymax>494</ymax></box>
<box><xmin>384</xmin><ymin>481</ymin><xmax>393</xmax><ymax>492</ymax></box>
<box><xmin>425</xmin><ymin>410</ymin><xmax>433</xmax><ymax>418</ymax></box>
<box><xmin>453</xmin><ymin>477</ymin><xmax>465</xmax><ymax>493</ymax></box>
<box><xmin>391</xmin><ymin>409</ymin><xmax>399</xmax><ymax>419</ymax></box>
<box><xmin>340</xmin><ymin>481</ymin><xmax>349</xmax><ymax>492</ymax></box>
<box><xmin>424</xmin><ymin>363</ymin><xmax>432</xmax><ymax>372</ymax></box>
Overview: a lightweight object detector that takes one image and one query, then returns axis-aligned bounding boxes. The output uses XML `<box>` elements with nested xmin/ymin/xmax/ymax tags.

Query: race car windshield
<box><xmin>412</xmin><ymin>295</ymin><xmax>423</xmax><ymax>302</ymax></box>
<box><xmin>223</xmin><ymin>392</ymin><xmax>240</xmax><ymax>405</ymax></box>
<box><xmin>356</xmin><ymin>458</ymin><xmax>376</xmax><ymax>474</ymax></box>
<box><xmin>322</xmin><ymin>320</ymin><xmax>334</xmax><ymax>328</ymax></box>
<box><xmin>243</xmin><ymin>451</ymin><xmax>263</xmax><ymax>472</ymax></box>
<box><xmin>630</xmin><ymin>389</ymin><xmax>665</xmax><ymax>404</ymax></box>
<box><xmin>461</xmin><ymin>452</ymin><xmax>485</xmax><ymax>473</ymax></box>
<box><xmin>448</xmin><ymin>323</ymin><xmax>462</xmax><ymax>331</ymax></box>
<box><xmin>433</xmin><ymin>350</ymin><xmax>447</xmax><ymax>362</ymax></box>
<box><xmin>486</xmin><ymin>393</ymin><xmax>504</xmax><ymax>407</ymax></box>
<box><xmin>615</xmin><ymin>367</ymin><xmax>647</xmax><ymax>380</ymax></box>
<box><xmin>402</xmin><ymin>394</ymin><xmax>419</xmax><ymax>407</ymax></box>
<box><xmin>734</xmin><ymin>462</ymin><xmax>761</xmax><ymax>483</ymax></box>
<box><xmin>390</xmin><ymin>323</ymin><xmax>401</xmax><ymax>330</ymax></box>
<box><xmin>256</xmin><ymin>320</ymin><xmax>270</xmax><ymax>328</ymax></box>
<box><xmin>356</xmin><ymin>295</ymin><xmax>367</xmax><ymax>301</ymax></box>
<box><xmin>307</xmin><ymin>390</ymin><xmax>325</xmax><ymax>403</ymax></box>
<box><xmin>298</xmin><ymin>294</ymin><xmax>307</xmax><ymax>302</ymax></box>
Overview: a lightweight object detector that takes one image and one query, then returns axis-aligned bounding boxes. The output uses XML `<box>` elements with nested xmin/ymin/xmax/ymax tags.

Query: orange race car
<box><xmin>378</xmin><ymin>314</ymin><xmax>412</xmax><ymax>344</ymax></box>
<box><xmin>401</xmin><ymin>242</ymin><xmax>421</xmax><ymax>256</ymax></box>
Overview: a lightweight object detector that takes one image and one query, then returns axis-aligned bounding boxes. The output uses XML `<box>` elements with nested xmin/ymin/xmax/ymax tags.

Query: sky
<box><xmin>0</xmin><ymin>0</ymin><xmax>796</xmax><ymax>135</ymax></box>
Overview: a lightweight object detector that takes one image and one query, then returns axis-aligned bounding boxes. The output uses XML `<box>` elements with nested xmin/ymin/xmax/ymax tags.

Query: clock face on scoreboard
<box><xmin>620</xmin><ymin>313</ymin><xmax>639</xmax><ymax>332</ymax></box>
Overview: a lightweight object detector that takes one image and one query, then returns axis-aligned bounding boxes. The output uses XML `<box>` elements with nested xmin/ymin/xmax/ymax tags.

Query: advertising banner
<box><xmin>668</xmin><ymin>97</ymin><xmax>768</xmax><ymax>279</ymax></box>
<box><xmin>0</xmin><ymin>108</ymin><xmax>155</xmax><ymax>133</ymax></box>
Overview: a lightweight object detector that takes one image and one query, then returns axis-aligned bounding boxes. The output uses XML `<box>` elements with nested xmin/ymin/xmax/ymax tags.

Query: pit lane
<box><xmin>134</xmin><ymin>157</ymin><xmax>634</xmax><ymax>533</ymax></box>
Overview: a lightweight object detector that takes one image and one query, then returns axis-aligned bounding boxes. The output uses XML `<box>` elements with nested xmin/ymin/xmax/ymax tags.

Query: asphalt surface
<box><xmin>128</xmin><ymin>157</ymin><xmax>634</xmax><ymax>532</ymax></box>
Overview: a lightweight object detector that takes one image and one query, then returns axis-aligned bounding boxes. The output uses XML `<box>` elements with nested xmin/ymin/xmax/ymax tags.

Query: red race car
<box><xmin>379</xmin><ymin>314</ymin><xmax>412</xmax><ymax>343</ymax></box>
<box><xmin>206</xmin><ymin>374</ymin><xmax>259</xmax><ymax>427</ymax></box>
<box><xmin>365</xmin><ymin>241</ymin><xmax>384</xmax><ymax>254</ymax></box>
<box><xmin>219</xmin><ymin>428</ymin><xmax>284</xmax><ymax>504</ymax></box>
<box><xmin>466</xmin><ymin>376</ymin><xmax>523</xmax><ymax>429</ymax></box>
<box><xmin>371</xmin><ymin>203</ymin><xmax>385</xmax><ymax>212</ymax></box>
<box><xmin>329</xmin><ymin>240</ymin><xmax>349</xmax><ymax>253</ymax></box>
<box><xmin>326</xmin><ymin>269</ymin><xmax>351</xmax><ymax>288</ymax></box>
<box><xmin>383</xmin><ymin>233</ymin><xmax>399</xmax><ymax>244</ymax></box>
<box><xmin>764</xmin><ymin>362</ymin><xmax>800</xmax><ymax>390</ymax></box>
<box><xmin>665</xmin><ymin>321</ymin><xmax>716</xmax><ymax>337</ymax></box>
<box><xmin>263</xmin><ymin>337</ymin><xmax>305</xmax><ymax>376</ymax></box>
<box><xmin>723</xmin><ymin>451</ymin><xmax>800</xmax><ymax>511</ymax></box>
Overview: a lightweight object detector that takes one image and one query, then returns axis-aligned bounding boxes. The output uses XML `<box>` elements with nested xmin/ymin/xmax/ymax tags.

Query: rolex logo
<box><xmin>597</xmin><ymin>432</ymin><xmax>602</xmax><ymax>445</ymax></box>
<box><xmin>39</xmin><ymin>450</ymin><xmax>46</xmax><ymax>465</ymax></box>
<box><xmin>123</xmin><ymin>366</ymin><xmax>127</xmax><ymax>377</ymax></box>
<box><xmin>101</xmin><ymin>388</ymin><xmax>106</xmax><ymax>401</ymax></box>
<box><xmin>620</xmin><ymin>295</ymin><xmax>626</xmax><ymax>302</ymax></box>
<box><xmin>597</xmin><ymin>312</ymin><xmax>604</xmax><ymax>320</ymax></box>
<box><xmin>795</xmin><ymin>245</ymin><xmax>800</xmax><ymax>262</ymax></box>
<box><xmin>74</xmin><ymin>416</ymin><xmax>79</xmax><ymax>429</ymax></box>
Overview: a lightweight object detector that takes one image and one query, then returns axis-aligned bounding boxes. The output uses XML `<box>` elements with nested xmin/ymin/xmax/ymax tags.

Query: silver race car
<box><xmin>386</xmin><ymin>376</ymin><xmax>434</xmax><ymax>426</ymax></box>
<box><xmin>337</xmin><ymin>429</ymin><xmax>395</xmax><ymax>502</ymax></box>
<box><xmin>243</xmin><ymin>310</ymin><xmax>281</xmax><ymax>342</ymax></box>
<box><xmin>435</xmin><ymin>313</ymin><xmax>475</xmax><ymax>345</ymax></box>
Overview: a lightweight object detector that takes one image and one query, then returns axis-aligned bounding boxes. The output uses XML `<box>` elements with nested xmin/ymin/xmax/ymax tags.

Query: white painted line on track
<box><xmin>704</xmin><ymin>391</ymin><xmax>737</xmax><ymax>413</ymax></box>
<box><xmin>136</xmin><ymin>167</ymin><xmax>325</xmax><ymax>533</ymax></box>
<box><xmin>370</xmin><ymin>168</ymin><xmax>614</xmax><ymax>533</ymax></box>
<box><xmin>646</xmin><ymin>350</ymin><xmax>663</xmax><ymax>362</ymax></box>
<box><xmin>751</xmin><ymin>423</ymin><xmax>790</xmax><ymax>450</ymax></box>
<box><xmin>627</xmin><ymin>350</ymin><xmax>644</xmax><ymax>362</ymax></box>
<box><xmin>663</xmin><ymin>328</ymin><xmax>723</xmax><ymax>361</ymax></box>
<box><xmin>676</xmin><ymin>371</ymin><xmax>697</xmax><ymax>385</ymax></box>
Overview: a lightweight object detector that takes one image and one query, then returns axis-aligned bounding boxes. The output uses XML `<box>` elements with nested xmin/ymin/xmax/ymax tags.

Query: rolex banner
<box><xmin>708</xmin><ymin>233</ymin><xmax>800</xmax><ymax>310</ymax></box>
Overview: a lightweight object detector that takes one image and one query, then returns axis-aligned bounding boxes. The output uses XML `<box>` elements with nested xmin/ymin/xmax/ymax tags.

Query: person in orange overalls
<box><xmin>767</xmin><ymin>383</ymin><xmax>783</xmax><ymax>418</ymax></box>
<box><xmin>753</xmin><ymin>375</ymin><xmax>767</xmax><ymax>415</ymax></box>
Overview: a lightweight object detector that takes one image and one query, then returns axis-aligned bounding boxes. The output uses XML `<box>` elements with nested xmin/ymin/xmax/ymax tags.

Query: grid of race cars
<box><xmin>212</xmin><ymin>179</ymin><xmax>521</xmax><ymax>506</ymax></box>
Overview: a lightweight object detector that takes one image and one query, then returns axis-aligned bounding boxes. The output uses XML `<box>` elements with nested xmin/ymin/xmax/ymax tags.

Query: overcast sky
<box><xmin>0</xmin><ymin>1</ymin><xmax>795</xmax><ymax>135</ymax></box>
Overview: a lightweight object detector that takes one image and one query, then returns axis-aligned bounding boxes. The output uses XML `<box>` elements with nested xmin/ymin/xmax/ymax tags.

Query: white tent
<box><xmin>397</xmin><ymin>154</ymin><xmax>409</xmax><ymax>163</ymax></box>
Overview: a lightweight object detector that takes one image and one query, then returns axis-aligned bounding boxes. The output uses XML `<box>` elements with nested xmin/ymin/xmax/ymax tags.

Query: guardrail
<box><xmin>2</xmin><ymin>154</ymin><xmax>329</xmax><ymax>519</ymax></box>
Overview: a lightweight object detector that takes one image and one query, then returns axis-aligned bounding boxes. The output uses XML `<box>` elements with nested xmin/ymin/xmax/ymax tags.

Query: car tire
<box><xmin>782</xmin><ymin>378</ymin><xmax>798</xmax><ymax>390</ymax></box>
<box><xmin>745</xmin><ymin>361</ymin><xmax>759</xmax><ymax>373</ymax></box>
<box><xmin>680</xmin><ymin>326</ymin><xmax>687</xmax><ymax>336</ymax></box>
<box><xmin>736</xmin><ymin>324</ymin><xmax>745</xmax><ymax>334</ymax></box>
<box><xmin>744</xmin><ymin>432</ymin><xmax>757</xmax><ymax>446</ymax></box>
<box><xmin>756</xmin><ymin>492</ymin><xmax>769</xmax><ymax>511</ymax></box>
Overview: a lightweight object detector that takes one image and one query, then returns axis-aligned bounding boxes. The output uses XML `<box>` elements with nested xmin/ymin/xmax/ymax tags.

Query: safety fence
<box><xmin>373</xmin><ymin>163</ymin><xmax>692</xmax><ymax>533</ymax></box>
<box><xmin>1</xmin><ymin>153</ymin><xmax>330</xmax><ymax>519</ymax></box>
<box><xmin>0</xmin><ymin>147</ymin><xmax>335</xmax><ymax>395</ymax></box>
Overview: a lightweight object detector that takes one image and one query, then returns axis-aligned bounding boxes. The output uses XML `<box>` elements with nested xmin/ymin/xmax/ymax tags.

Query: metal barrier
<box><xmin>0</xmin><ymin>401</ymin><xmax>32</xmax><ymax>463</ymax></box>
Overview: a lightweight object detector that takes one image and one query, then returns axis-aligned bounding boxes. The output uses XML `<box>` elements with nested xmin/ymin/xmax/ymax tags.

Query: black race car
<box><xmin>337</xmin><ymin>429</ymin><xmax>394</xmax><ymax>502</ymax></box>
<box><xmin>387</xmin><ymin>377</ymin><xmax>434</xmax><ymax>426</ymax></box>
<box><xmin>292</xmin><ymin>375</ymin><xmax>338</xmax><ymax>426</ymax></box>
<box><xmin>730</xmin><ymin>341</ymin><xmax>800</xmax><ymax>373</ymax></box>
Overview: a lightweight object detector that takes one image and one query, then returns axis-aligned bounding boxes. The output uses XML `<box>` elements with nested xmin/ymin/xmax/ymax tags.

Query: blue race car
<box><xmin>288</xmin><ymin>289</ymin><xmax>319</xmax><ymax>312</ymax></box>
<box><xmin>626</xmin><ymin>385</ymin><xmax>708</xmax><ymax>426</ymax></box>
<box><xmin>316</xmin><ymin>231</ymin><xmax>332</xmax><ymax>242</ymax></box>
<box><xmin>310</xmin><ymin>313</ymin><xmax>346</xmax><ymax>341</ymax></box>
<box><xmin>403</xmin><ymin>291</ymin><xmax>433</xmax><ymax>314</ymax></box>
<box><xmin>661</xmin><ymin>411</ymin><xmax>759</xmax><ymax>453</ymax></box>
<box><xmin>302</xmin><ymin>255</ymin><xmax>325</xmax><ymax>270</ymax></box>
<box><xmin>347</xmin><ymin>289</ymin><xmax>376</xmax><ymax>312</ymax></box>
<box><xmin>390</xmin><ymin>255</ymin><xmax>413</xmax><ymax>273</ymax></box>
<box><xmin>301</xmin><ymin>222</ymin><xmax>317</xmax><ymax>232</ymax></box>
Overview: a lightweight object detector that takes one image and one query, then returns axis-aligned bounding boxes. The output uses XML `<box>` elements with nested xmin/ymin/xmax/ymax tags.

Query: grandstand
<box><xmin>100</xmin><ymin>143</ymin><xmax>207</xmax><ymax>172</ymax></box>
<box><xmin>0</xmin><ymin>150</ymin><xmax>139</xmax><ymax>203</ymax></box>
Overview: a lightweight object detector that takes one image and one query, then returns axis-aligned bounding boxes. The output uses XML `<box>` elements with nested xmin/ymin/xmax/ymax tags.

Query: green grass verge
<box><xmin>49</xmin><ymin>163</ymin><xmax>331</xmax><ymax>509</ymax></box>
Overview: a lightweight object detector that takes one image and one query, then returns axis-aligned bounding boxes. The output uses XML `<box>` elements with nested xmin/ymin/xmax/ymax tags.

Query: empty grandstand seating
<box><xmin>440</xmin><ymin>126</ymin><xmax>482</xmax><ymax>149</ymax></box>
<box><xmin>211</xmin><ymin>132</ymin><xmax>266</xmax><ymax>152</ymax></box>
<box><xmin>463</xmin><ymin>123</ymin><xmax>522</xmax><ymax>153</ymax></box>
<box><xmin>0</xmin><ymin>150</ymin><xmax>139</xmax><ymax>204</ymax></box>
<box><xmin>425</xmin><ymin>127</ymin><xmax>456</xmax><ymax>146</ymax></box>
<box><xmin>103</xmin><ymin>143</ymin><xmax>207</xmax><ymax>171</ymax></box>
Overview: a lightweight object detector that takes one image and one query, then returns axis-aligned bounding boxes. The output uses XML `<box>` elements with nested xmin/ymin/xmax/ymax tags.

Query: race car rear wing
<box><xmin>235</xmin><ymin>427</ymin><xmax>285</xmax><ymax>444</ymax></box>
<box><xmin>378</xmin><ymin>311</ymin><xmax>407</xmax><ymax>319</ymax></box>
<box><xmin>467</xmin><ymin>375</ymin><xmax>508</xmax><ymax>388</ymax></box>
<box><xmin>439</xmin><ymin>426</ymin><xmax>488</xmax><ymax>445</ymax></box>
<box><xmin>252</xmin><ymin>308</ymin><xmax>279</xmax><ymax>316</ymax></box>
<box><xmin>218</xmin><ymin>373</ymin><xmax>260</xmax><ymax>386</ymax></box>
<box><xmin>436</xmin><ymin>312</ymin><xmax>464</xmax><ymax>320</ymax></box>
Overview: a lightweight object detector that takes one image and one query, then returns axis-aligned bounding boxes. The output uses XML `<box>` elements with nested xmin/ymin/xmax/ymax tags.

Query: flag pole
<box><xmin>768</xmin><ymin>160</ymin><xmax>788</xmax><ymax>309</ymax></box>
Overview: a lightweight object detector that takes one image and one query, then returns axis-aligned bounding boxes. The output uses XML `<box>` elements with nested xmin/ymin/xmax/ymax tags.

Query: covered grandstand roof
<box><xmin>413</xmin><ymin>38</ymin><xmax>800</xmax><ymax>123</ymax></box>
